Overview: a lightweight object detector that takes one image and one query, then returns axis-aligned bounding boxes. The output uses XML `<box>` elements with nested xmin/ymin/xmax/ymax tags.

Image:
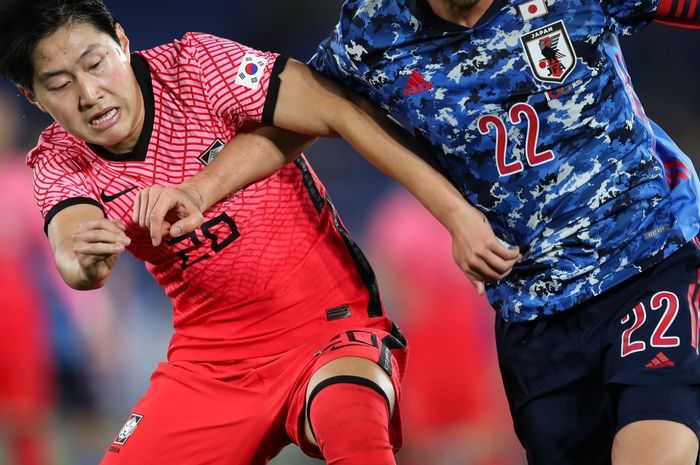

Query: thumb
<box><xmin>170</xmin><ymin>216</ymin><xmax>201</xmax><ymax>238</ymax></box>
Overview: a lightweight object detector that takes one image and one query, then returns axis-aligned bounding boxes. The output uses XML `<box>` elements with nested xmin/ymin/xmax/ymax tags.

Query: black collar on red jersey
<box><xmin>88</xmin><ymin>53</ymin><xmax>155</xmax><ymax>162</ymax></box>
<box><xmin>408</xmin><ymin>0</ymin><xmax>509</xmax><ymax>32</ymax></box>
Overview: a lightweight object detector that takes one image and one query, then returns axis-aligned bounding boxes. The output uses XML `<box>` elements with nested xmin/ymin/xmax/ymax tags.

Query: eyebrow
<box><xmin>38</xmin><ymin>43</ymin><xmax>104</xmax><ymax>83</ymax></box>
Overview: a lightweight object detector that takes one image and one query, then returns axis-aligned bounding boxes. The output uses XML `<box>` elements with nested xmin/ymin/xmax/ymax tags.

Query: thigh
<box><xmin>284</xmin><ymin>324</ymin><xmax>408</xmax><ymax>459</ymax></box>
<box><xmin>603</xmin><ymin>244</ymin><xmax>700</xmax><ymax>464</ymax></box>
<box><xmin>99</xmin><ymin>361</ymin><xmax>276</xmax><ymax>465</ymax></box>
<box><xmin>612</xmin><ymin>384</ymin><xmax>700</xmax><ymax>465</ymax></box>
<box><xmin>496</xmin><ymin>315</ymin><xmax>613</xmax><ymax>465</ymax></box>
<box><xmin>614</xmin><ymin>385</ymin><xmax>700</xmax><ymax>439</ymax></box>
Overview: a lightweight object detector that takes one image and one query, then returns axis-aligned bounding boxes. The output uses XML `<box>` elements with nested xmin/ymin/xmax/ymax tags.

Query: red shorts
<box><xmin>99</xmin><ymin>323</ymin><xmax>407</xmax><ymax>465</ymax></box>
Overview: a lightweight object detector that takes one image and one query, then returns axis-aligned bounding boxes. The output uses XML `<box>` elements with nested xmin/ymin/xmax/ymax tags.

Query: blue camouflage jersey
<box><xmin>309</xmin><ymin>0</ymin><xmax>700</xmax><ymax>321</ymax></box>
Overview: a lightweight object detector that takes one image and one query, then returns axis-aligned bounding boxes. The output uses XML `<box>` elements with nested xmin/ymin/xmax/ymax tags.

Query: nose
<box><xmin>77</xmin><ymin>74</ymin><xmax>103</xmax><ymax>110</ymax></box>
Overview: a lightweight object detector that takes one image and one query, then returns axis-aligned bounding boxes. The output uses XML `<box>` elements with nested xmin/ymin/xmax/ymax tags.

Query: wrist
<box><xmin>178</xmin><ymin>183</ymin><xmax>207</xmax><ymax>212</ymax></box>
<box><xmin>440</xmin><ymin>197</ymin><xmax>482</xmax><ymax>235</ymax></box>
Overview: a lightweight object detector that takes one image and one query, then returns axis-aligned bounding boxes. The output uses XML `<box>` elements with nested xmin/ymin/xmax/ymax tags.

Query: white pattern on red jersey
<box><xmin>29</xmin><ymin>33</ymin><xmax>390</xmax><ymax>360</ymax></box>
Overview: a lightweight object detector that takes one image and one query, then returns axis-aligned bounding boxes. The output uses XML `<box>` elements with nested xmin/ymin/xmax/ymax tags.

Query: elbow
<box><xmin>56</xmin><ymin>264</ymin><xmax>107</xmax><ymax>291</ymax></box>
<box><xmin>68</xmin><ymin>279</ymin><xmax>106</xmax><ymax>291</ymax></box>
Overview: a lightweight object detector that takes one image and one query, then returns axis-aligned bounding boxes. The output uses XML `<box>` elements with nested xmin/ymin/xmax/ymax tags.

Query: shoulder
<box><xmin>138</xmin><ymin>32</ymin><xmax>255</xmax><ymax>72</ymax></box>
<box><xmin>27</xmin><ymin>124</ymin><xmax>90</xmax><ymax>171</ymax></box>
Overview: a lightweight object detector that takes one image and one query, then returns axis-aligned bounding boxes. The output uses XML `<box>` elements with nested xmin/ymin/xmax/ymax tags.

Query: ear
<box><xmin>115</xmin><ymin>23</ymin><xmax>131</xmax><ymax>60</ymax></box>
<box><xmin>18</xmin><ymin>86</ymin><xmax>47</xmax><ymax>113</ymax></box>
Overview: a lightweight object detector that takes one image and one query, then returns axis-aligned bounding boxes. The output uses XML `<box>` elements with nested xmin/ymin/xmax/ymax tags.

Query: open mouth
<box><xmin>89</xmin><ymin>107</ymin><xmax>119</xmax><ymax>128</ymax></box>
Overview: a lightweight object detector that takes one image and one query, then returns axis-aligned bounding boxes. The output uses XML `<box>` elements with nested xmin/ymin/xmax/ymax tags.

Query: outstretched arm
<box><xmin>135</xmin><ymin>59</ymin><xmax>521</xmax><ymax>292</ymax></box>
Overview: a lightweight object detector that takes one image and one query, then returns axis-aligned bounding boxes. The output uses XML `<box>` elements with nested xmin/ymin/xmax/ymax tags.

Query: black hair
<box><xmin>0</xmin><ymin>0</ymin><xmax>118</xmax><ymax>91</ymax></box>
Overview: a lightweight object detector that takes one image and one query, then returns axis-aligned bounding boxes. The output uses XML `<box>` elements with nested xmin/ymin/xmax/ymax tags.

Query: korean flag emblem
<box><xmin>235</xmin><ymin>54</ymin><xmax>267</xmax><ymax>90</ymax></box>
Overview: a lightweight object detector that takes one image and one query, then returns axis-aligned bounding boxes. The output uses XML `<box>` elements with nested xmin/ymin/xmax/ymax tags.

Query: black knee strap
<box><xmin>305</xmin><ymin>375</ymin><xmax>391</xmax><ymax>442</ymax></box>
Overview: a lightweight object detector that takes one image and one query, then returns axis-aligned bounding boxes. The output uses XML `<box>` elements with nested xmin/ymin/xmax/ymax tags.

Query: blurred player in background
<box><xmin>0</xmin><ymin>88</ymin><xmax>54</xmax><ymax>465</ymax></box>
<box><xmin>149</xmin><ymin>1</ymin><xmax>700</xmax><ymax>464</ymax></box>
<box><xmin>0</xmin><ymin>1</ymin><xmax>516</xmax><ymax>464</ymax></box>
<box><xmin>365</xmin><ymin>188</ymin><xmax>524</xmax><ymax>465</ymax></box>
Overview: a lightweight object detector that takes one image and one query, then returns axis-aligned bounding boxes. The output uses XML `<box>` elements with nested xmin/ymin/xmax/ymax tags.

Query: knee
<box><xmin>303</xmin><ymin>357</ymin><xmax>397</xmax><ymax>451</ymax></box>
<box><xmin>306</xmin><ymin>356</ymin><xmax>396</xmax><ymax>419</ymax></box>
<box><xmin>613</xmin><ymin>420</ymin><xmax>698</xmax><ymax>465</ymax></box>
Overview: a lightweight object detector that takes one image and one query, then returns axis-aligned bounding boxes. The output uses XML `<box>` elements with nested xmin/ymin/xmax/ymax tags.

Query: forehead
<box><xmin>33</xmin><ymin>22</ymin><xmax>114</xmax><ymax>71</ymax></box>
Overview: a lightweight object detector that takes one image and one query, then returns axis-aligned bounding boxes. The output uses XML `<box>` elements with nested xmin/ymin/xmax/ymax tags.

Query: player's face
<box><xmin>25</xmin><ymin>21</ymin><xmax>144</xmax><ymax>154</ymax></box>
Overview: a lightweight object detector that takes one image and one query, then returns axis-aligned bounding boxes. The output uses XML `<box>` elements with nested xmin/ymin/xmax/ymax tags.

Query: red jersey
<box><xmin>29</xmin><ymin>33</ymin><xmax>387</xmax><ymax>361</ymax></box>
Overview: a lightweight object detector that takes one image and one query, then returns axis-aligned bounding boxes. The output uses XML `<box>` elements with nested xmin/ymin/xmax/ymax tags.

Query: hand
<box><xmin>71</xmin><ymin>219</ymin><xmax>130</xmax><ymax>285</ymax></box>
<box><xmin>447</xmin><ymin>206</ymin><xmax>521</xmax><ymax>295</ymax></box>
<box><xmin>133</xmin><ymin>185</ymin><xmax>206</xmax><ymax>246</ymax></box>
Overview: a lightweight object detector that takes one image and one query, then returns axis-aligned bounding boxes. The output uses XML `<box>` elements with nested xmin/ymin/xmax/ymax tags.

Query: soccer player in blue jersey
<box><xmin>138</xmin><ymin>0</ymin><xmax>700</xmax><ymax>464</ymax></box>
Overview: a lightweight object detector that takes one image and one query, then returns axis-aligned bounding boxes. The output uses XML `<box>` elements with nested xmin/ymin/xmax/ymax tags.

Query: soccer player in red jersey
<box><xmin>0</xmin><ymin>1</ymin><xmax>521</xmax><ymax>464</ymax></box>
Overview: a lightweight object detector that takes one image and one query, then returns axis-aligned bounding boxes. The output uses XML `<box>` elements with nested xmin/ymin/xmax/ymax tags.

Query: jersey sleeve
<box><xmin>186</xmin><ymin>32</ymin><xmax>287</xmax><ymax>128</ymax></box>
<box><xmin>308</xmin><ymin>34</ymin><xmax>384</xmax><ymax>104</ymax></box>
<box><xmin>653</xmin><ymin>0</ymin><xmax>700</xmax><ymax>27</ymax></box>
<box><xmin>600</xmin><ymin>0</ymin><xmax>659</xmax><ymax>34</ymax></box>
<box><xmin>29</xmin><ymin>146</ymin><xmax>103</xmax><ymax>233</ymax></box>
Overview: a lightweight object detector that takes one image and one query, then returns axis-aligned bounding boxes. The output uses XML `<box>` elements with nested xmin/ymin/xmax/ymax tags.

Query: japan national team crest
<box><xmin>235</xmin><ymin>53</ymin><xmax>267</xmax><ymax>90</ymax></box>
<box><xmin>113</xmin><ymin>413</ymin><xmax>143</xmax><ymax>446</ymax></box>
<box><xmin>520</xmin><ymin>20</ymin><xmax>577</xmax><ymax>84</ymax></box>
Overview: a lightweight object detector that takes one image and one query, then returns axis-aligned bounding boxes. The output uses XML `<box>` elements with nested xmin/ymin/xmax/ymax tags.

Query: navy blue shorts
<box><xmin>496</xmin><ymin>241</ymin><xmax>700</xmax><ymax>465</ymax></box>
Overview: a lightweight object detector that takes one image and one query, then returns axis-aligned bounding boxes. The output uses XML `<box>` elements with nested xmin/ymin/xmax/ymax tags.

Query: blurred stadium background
<box><xmin>0</xmin><ymin>1</ymin><xmax>698</xmax><ymax>464</ymax></box>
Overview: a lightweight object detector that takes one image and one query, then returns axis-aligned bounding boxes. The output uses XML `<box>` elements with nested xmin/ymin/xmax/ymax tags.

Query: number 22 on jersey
<box><xmin>478</xmin><ymin>102</ymin><xmax>555</xmax><ymax>177</ymax></box>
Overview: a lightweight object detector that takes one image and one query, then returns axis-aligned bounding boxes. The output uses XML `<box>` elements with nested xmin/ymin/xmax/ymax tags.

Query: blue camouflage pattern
<box><xmin>309</xmin><ymin>0</ymin><xmax>700</xmax><ymax>321</ymax></box>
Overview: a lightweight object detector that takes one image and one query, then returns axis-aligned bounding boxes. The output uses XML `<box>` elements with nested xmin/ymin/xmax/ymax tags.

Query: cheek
<box><xmin>45</xmin><ymin>101</ymin><xmax>78</xmax><ymax>127</ymax></box>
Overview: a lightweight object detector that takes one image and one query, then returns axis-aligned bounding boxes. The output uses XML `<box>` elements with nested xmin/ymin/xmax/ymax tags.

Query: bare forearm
<box><xmin>333</xmin><ymin>99</ymin><xmax>473</xmax><ymax>233</ymax></box>
<box><xmin>272</xmin><ymin>60</ymin><xmax>475</xmax><ymax>232</ymax></box>
<box><xmin>180</xmin><ymin>127</ymin><xmax>315</xmax><ymax>211</ymax></box>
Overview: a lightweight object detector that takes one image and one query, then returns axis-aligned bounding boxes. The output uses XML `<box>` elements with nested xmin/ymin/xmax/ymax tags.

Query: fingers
<box><xmin>72</xmin><ymin>220</ymin><xmax>131</xmax><ymax>257</ymax></box>
<box><xmin>491</xmin><ymin>240</ymin><xmax>521</xmax><ymax>261</ymax></box>
<box><xmin>132</xmin><ymin>185</ymin><xmax>206</xmax><ymax>246</ymax></box>
<box><xmin>460</xmin><ymin>254</ymin><xmax>510</xmax><ymax>283</ymax></box>
<box><xmin>134</xmin><ymin>185</ymin><xmax>163</xmax><ymax>229</ymax></box>
<box><xmin>145</xmin><ymin>188</ymin><xmax>170</xmax><ymax>247</ymax></box>
<box><xmin>481</xmin><ymin>249</ymin><xmax>521</xmax><ymax>276</ymax></box>
<box><xmin>132</xmin><ymin>186</ymin><xmax>176</xmax><ymax>246</ymax></box>
<box><xmin>169</xmin><ymin>216</ymin><xmax>202</xmax><ymax>238</ymax></box>
<box><xmin>454</xmin><ymin>238</ymin><xmax>523</xmax><ymax>289</ymax></box>
<box><xmin>464</xmin><ymin>272</ymin><xmax>486</xmax><ymax>295</ymax></box>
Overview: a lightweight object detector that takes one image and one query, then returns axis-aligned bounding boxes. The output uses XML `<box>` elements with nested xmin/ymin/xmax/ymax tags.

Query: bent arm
<box><xmin>184</xmin><ymin>59</ymin><xmax>473</xmax><ymax>231</ymax></box>
<box><xmin>47</xmin><ymin>204</ymin><xmax>129</xmax><ymax>290</ymax></box>
<box><xmin>180</xmin><ymin>126</ymin><xmax>314</xmax><ymax>211</ymax></box>
<box><xmin>141</xmin><ymin>59</ymin><xmax>520</xmax><ymax>290</ymax></box>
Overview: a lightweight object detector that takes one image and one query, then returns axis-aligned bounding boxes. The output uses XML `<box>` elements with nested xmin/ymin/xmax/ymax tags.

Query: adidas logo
<box><xmin>404</xmin><ymin>70</ymin><xmax>434</xmax><ymax>96</ymax></box>
<box><xmin>645</xmin><ymin>351</ymin><xmax>675</xmax><ymax>369</ymax></box>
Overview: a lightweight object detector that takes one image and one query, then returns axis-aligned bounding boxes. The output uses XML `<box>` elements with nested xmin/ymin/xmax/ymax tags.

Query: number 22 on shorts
<box><xmin>620</xmin><ymin>291</ymin><xmax>681</xmax><ymax>358</ymax></box>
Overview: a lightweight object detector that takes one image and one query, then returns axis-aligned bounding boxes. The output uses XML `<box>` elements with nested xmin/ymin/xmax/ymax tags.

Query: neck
<box><xmin>424</xmin><ymin>0</ymin><xmax>493</xmax><ymax>27</ymax></box>
<box><xmin>109</xmin><ymin>81</ymin><xmax>145</xmax><ymax>155</ymax></box>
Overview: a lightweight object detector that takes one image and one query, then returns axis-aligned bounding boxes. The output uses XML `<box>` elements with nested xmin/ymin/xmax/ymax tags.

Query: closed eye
<box><xmin>48</xmin><ymin>81</ymin><xmax>70</xmax><ymax>92</ymax></box>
